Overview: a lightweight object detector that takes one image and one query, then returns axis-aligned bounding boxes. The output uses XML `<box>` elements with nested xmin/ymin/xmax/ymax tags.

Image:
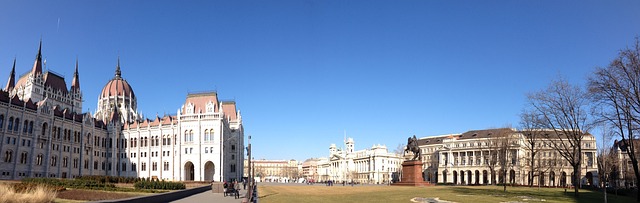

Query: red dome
<box><xmin>100</xmin><ymin>78</ymin><xmax>135</xmax><ymax>99</ymax></box>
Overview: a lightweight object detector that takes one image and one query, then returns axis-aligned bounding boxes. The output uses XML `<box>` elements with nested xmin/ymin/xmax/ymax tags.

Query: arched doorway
<box><xmin>467</xmin><ymin>170</ymin><xmax>472</xmax><ymax>185</ymax></box>
<box><xmin>549</xmin><ymin>171</ymin><xmax>556</xmax><ymax>187</ymax></box>
<box><xmin>460</xmin><ymin>171</ymin><xmax>465</xmax><ymax>184</ymax></box>
<box><xmin>509</xmin><ymin>170</ymin><xmax>516</xmax><ymax>185</ymax></box>
<box><xmin>184</xmin><ymin>161</ymin><xmax>194</xmax><ymax>181</ymax></box>
<box><xmin>492</xmin><ymin>171</ymin><xmax>497</xmax><ymax>185</ymax></box>
<box><xmin>204</xmin><ymin>161</ymin><xmax>215</xmax><ymax>181</ymax></box>
<box><xmin>475</xmin><ymin>170</ymin><xmax>480</xmax><ymax>185</ymax></box>
<box><xmin>434</xmin><ymin>171</ymin><xmax>438</xmax><ymax>183</ymax></box>
<box><xmin>442</xmin><ymin>170</ymin><xmax>447</xmax><ymax>183</ymax></box>
<box><xmin>560</xmin><ymin>172</ymin><xmax>567</xmax><ymax>187</ymax></box>
<box><xmin>482</xmin><ymin>170</ymin><xmax>488</xmax><ymax>185</ymax></box>
<box><xmin>586</xmin><ymin>172</ymin><xmax>593</xmax><ymax>186</ymax></box>
<box><xmin>540</xmin><ymin>172</ymin><xmax>545</xmax><ymax>186</ymax></box>
<box><xmin>571</xmin><ymin>172</ymin><xmax>575</xmax><ymax>186</ymax></box>
<box><xmin>453</xmin><ymin>171</ymin><xmax>458</xmax><ymax>184</ymax></box>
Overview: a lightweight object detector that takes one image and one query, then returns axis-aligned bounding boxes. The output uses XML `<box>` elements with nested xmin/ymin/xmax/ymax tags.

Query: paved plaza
<box><xmin>171</xmin><ymin>190</ymin><xmax>246</xmax><ymax>203</ymax></box>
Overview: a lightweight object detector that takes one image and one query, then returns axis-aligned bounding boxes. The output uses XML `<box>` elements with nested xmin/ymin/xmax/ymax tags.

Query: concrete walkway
<box><xmin>171</xmin><ymin>190</ymin><xmax>245</xmax><ymax>203</ymax></box>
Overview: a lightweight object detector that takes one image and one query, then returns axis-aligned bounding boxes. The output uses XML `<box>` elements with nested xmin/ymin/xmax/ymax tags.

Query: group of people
<box><xmin>223</xmin><ymin>180</ymin><xmax>245</xmax><ymax>199</ymax></box>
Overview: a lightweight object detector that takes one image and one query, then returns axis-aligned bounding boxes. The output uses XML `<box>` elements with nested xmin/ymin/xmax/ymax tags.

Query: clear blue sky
<box><xmin>0</xmin><ymin>1</ymin><xmax>639</xmax><ymax>161</ymax></box>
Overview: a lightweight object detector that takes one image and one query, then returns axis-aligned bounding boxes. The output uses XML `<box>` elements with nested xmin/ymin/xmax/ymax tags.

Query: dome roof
<box><xmin>99</xmin><ymin>58</ymin><xmax>135</xmax><ymax>99</ymax></box>
<box><xmin>100</xmin><ymin>78</ymin><xmax>135</xmax><ymax>99</ymax></box>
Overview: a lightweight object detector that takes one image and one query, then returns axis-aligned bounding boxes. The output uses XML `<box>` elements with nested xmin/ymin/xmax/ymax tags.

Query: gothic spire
<box><xmin>30</xmin><ymin>39</ymin><xmax>43</xmax><ymax>75</ymax></box>
<box><xmin>5</xmin><ymin>58</ymin><xmax>16</xmax><ymax>91</ymax></box>
<box><xmin>115</xmin><ymin>56</ymin><xmax>121</xmax><ymax>79</ymax></box>
<box><xmin>71</xmin><ymin>58</ymin><xmax>80</xmax><ymax>92</ymax></box>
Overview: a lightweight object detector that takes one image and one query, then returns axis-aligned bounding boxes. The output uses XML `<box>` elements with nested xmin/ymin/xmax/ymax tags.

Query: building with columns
<box><xmin>0</xmin><ymin>41</ymin><xmax>244</xmax><ymax>182</ymax></box>
<box><xmin>244</xmin><ymin>159</ymin><xmax>300</xmax><ymax>182</ymax></box>
<box><xmin>308</xmin><ymin>138</ymin><xmax>402</xmax><ymax>184</ymax></box>
<box><xmin>418</xmin><ymin>128</ymin><xmax>598</xmax><ymax>187</ymax></box>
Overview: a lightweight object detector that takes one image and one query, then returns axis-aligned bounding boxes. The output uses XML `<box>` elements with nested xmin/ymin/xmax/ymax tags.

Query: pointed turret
<box><xmin>110</xmin><ymin>103</ymin><xmax>121</xmax><ymax>124</ymax></box>
<box><xmin>5</xmin><ymin>58</ymin><xmax>16</xmax><ymax>91</ymax></box>
<box><xmin>30</xmin><ymin>39</ymin><xmax>43</xmax><ymax>76</ymax></box>
<box><xmin>115</xmin><ymin>57</ymin><xmax>121</xmax><ymax>79</ymax></box>
<box><xmin>71</xmin><ymin>58</ymin><xmax>80</xmax><ymax>92</ymax></box>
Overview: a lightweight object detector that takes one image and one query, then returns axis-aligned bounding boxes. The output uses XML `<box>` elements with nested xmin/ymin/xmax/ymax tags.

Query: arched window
<box><xmin>208</xmin><ymin>129</ymin><xmax>214</xmax><ymax>141</ymax></box>
<box><xmin>50</xmin><ymin>156</ymin><xmax>57</xmax><ymax>167</ymax></box>
<box><xmin>20</xmin><ymin>152</ymin><xmax>27</xmax><ymax>164</ymax></box>
<box><xmin>42</xmin><ymin>123</ymin><xmax>48</xmax><ymax>136</ymax></box>
<box><xmin>23</xmin><ymin>120</ymin><xmax>28</xmax><ymax>133</ymax></box>
<box><xmin>8</xmin><ymin>117</ymin><xmax>13</xmax><ymax>130</ymax></box>
<box><xmin>155</xmin><ymin>136</ymin><xmax>159</xmax><ymax>146</ymax></box>
<box><xmin>36</xmin><ymin>154</ymin><xmax>43</xmax><ymax>165</ymax></box>
<box><xmin>204</xmin><ymin>130</ymin><xmax>209</xmax><ymax>141</ymax></box>
<box><xmin>28</xmin><ymin>121</ymin><xmax>33</xmax><ymax>134</ymax></box>
<box><xmin>13</xmin><ymin>118</ymin><xmax>19</xmax><ymax>132</ymax></box>
<box><xmin>189</xmin><ymin>130</ymin><xmax>194</xmax><ymax>142</ymax></box>
<box><xmin>184</xmin><ymin>130</ymin><xmax>188</xmax><ymax>142</ymax></box>
<box><xmin>4</xmin><ymin>150</ymin><xmax>13</xmax><ymax>162</ymax></box>
<box><xmin>0</xmin><ymin>114</ymin><xmax>4</xmax><ymax>129</ymax></box>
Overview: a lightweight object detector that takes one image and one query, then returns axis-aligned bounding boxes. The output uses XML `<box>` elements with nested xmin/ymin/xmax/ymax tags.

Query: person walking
<box><xmin>243</xmin><ymin>180</ymin><xmax>247</xmax><ymax>190</ymax></box>
<box><xmin>234</xmin><ymin>180</ymin><xmax>241</xmax><ymax>199</ymax></box>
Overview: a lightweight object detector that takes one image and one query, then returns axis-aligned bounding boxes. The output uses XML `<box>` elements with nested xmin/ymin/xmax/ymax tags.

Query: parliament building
<box><xmin>0</xmin><ymin>42</ymin><xmax>244</xmax><ymax>182</ymax></box>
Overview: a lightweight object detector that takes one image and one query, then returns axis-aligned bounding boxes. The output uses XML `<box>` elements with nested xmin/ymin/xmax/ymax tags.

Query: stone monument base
<box><xmin>392</xmin><ymin>160</ymin><xmax>431</xmax><ymax>187</ymax></box>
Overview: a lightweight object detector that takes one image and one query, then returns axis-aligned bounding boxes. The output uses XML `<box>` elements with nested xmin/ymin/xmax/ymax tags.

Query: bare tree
<box><xmin>588</xmin><ymin>38</ymin><xmax>640</xmax><ymax>202</ymax></box>
<box><xmin>395</xmin><ymin>143</ymin><xmax>405</xmax><ymax>155</ymax></box>
<box><xmin>527</xmin><ymin>78</ymin><xmax>593</xmax><ymax>197</ymax></box>
<box><xmin>479</xmin><ymin>128</ymin><xmax>514</xmax><ymax>192</ymax></box>
<box><xmin>520</xmin><ymin>110</ymin><xmax>546</xmax><ymax>187</ymax></box>
<box><xmin>496</xmin><ymin>128</ymin><xmax>517</xmax><ymax>192</ymax></box>
<box><xmin>480</xmin><ymin>133</ymin><xmax>500</xmax><ymax>186</ymax></box>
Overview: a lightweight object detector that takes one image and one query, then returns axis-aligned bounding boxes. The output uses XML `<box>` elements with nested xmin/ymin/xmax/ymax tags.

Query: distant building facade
<box><xmin>308</xmin><ymin>138</ymin><xmax>402</xmax><ymax>184</ymax></box>
<box><xmin>0</xmin><ymin>41</ymin><xmax>244</xmax><ymax>182</ymax></box>
<box><xmin>244</xmin><ymin>159</ymin><xmax>300</xmax><ymax>182</ymax></box>
<box><xmin>611</xmin><ymin>139</ymin><xmax>640</xmax><ymax>189</ymax></box>
<box><xmin>417</xmin><ymin>128</ymin><xmax>598</xmax><ymax>187</ymax></box>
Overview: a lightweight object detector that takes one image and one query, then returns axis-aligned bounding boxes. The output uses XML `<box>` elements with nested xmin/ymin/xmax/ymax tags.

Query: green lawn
<box><xmin>258</xmin><ymin>184</ymin><xmax>635</xmax><ymax>203</ymax></box>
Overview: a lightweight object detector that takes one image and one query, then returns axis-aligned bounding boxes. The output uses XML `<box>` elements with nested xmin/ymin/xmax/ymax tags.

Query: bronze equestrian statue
<box><xmin>404</xmin><ymin>135</ymin><xmax>421</xmax><ymax>161</ymax></box>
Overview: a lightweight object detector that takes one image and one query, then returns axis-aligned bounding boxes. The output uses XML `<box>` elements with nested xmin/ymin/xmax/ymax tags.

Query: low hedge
<box><xmin>134</xmin><ymin>179</ymin><xmax>185</xmax><ymax>190</ymax></box>
<box><xmin>21</xmin><ymin>178</ymin><xmax>115</xmax><ymax>190</ymax></box>
<box><xmin>76</xmin><ymin>175</ymin><xmax>140</xmax><ymax>184</ymax></box>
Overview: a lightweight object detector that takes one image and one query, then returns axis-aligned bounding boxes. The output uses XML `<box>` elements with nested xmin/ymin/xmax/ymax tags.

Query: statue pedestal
<box><xmin>392</xmin><ymin>160</ymin><xmax>431</xmax><ymax>187</ymax></box>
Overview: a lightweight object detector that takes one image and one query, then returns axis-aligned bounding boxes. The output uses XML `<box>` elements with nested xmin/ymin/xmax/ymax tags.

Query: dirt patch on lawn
<box><xmin>57</xmin><ymin>189</ymin><xmax>145</xmax><ymax>201</ymax></box>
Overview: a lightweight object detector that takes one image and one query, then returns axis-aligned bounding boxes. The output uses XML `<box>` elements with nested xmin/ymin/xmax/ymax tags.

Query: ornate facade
<box><xmin>244</xmin><ymin>159</ymin><xmax>300</xmax><ymax>182</ymax></box>
<box><xmin>0</xmin><ymin>42</ymin><xmax>244</xmax><ymax>182</ymax></box>
<box><xmin>611</xmin><ymin>139</ymin><xmax>640</xmax><ymax>189</ymax></box>
<box><xmin>307</xmin><ymin>138</ymin><xmax>402</xmax><ymax>184</ymax></box>
<box><xmin>418</xmin><ymin>128</ymin><xmax>598</xmax><ymax>187</ymax></box>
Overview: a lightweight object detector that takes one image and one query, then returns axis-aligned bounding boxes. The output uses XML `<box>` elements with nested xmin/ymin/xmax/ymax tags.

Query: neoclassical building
<box><xmin>243</xmin><ymin>159</ymin><xmax>300</xmax><ymax>182</ymax></box>
<box><xmin>0</xmin><ymin>41</ymin><xmax>244</xmax><ymax>182</ymax></box>
<box><xmin>611</xmin><ymin>139</ymin><xmax>640</xmax><ymax>189</ymax></box>
<box><xmin>417</xmin><ymin>128</ymin><xmax>598</xmax><ymax>187</ymax></box>
<box><xmin>306</xmin><ymin>138</ymin><xmax>402</xmax><ymax>184</ymax></box>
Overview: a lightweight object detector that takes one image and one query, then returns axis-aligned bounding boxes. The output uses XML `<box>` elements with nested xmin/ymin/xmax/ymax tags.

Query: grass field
<box><xmin>258</xmin><ymin>184</ymin><xmax>635</xmax><ymax>203</ymax></box>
